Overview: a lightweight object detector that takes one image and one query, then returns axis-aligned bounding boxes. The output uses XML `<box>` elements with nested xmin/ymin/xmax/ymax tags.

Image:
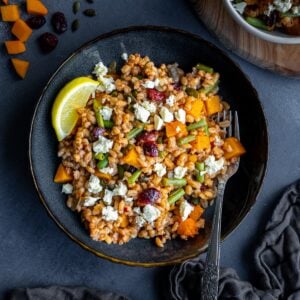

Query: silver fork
<box><xmin>200</xmin><ymin>110</ymin><xmax>241</xmax><ymax>300</ymax></box>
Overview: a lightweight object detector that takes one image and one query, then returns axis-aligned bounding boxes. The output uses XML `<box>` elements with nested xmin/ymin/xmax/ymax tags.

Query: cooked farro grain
<box><xmin>54</xmin><ymin>54</ymin><xmax>246</xmax><ymax>247</ymax></box>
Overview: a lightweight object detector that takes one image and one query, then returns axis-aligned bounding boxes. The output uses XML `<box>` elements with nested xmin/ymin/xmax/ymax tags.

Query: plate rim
<box><xmin>29</xmin><ymin>25</ymin><xmax>269</xmax><ymax>267</ymax></box>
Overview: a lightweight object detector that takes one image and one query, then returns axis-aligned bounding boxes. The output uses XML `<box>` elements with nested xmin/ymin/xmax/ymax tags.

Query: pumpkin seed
<box><xmin>73</xmin><ymin>1</ymin><xmax>80</xmax><ymax>14</ymax></box>
<box><xmin>71</xmin><ymin>19</ymin><xmax>80</xmax><ymax>32</ymax></box>
<box><xmin>83</xmin><ymin>9</ymin><xmax>96</xmax><ymax>17</ymax></box>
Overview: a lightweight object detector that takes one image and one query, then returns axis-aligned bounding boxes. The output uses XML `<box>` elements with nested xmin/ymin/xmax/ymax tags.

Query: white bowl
<box><xmin>223</xmin><ymin>0</ymin><xmax>300</xmax><ymax>44</ymax></box>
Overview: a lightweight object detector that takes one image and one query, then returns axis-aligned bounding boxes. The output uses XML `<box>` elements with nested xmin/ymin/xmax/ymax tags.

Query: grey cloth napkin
<box><xmin>169</xmin><ymin>180</ymin><xmax>300</xmax><ymax>299</ymax></box>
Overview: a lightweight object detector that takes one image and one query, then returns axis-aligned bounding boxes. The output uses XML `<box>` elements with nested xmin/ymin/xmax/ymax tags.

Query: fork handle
<box><xmin>201</xmin><ymin>180</ymin><xmax>226</xmax><ymax>300</ymax></box>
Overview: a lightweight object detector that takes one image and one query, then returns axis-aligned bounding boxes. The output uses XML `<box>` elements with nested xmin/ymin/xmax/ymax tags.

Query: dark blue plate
<box><xmin>29</xmin><ymin>26</ymin><xmax>268</xmax><ymax>266</ymax></box>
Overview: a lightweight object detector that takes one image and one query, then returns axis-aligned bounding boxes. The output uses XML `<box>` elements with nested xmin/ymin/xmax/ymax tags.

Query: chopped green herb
<box><xmin>168</xmin><ymin>188</ymin><xmax>185</xmax><ymax>204</ymax></box>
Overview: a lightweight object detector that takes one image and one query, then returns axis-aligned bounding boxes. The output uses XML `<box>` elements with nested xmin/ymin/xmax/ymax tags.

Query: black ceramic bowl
<box><xmin>29</xmin><ymin>26</ymin><xmax>268</xmax><ymax>267</ymax></box>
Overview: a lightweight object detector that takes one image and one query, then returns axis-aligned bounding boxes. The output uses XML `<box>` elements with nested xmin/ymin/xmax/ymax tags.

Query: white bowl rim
<box><xmin>223</xmin><ymin>0</ymin><xmax>300</xmax><ymax>45</ymax></box>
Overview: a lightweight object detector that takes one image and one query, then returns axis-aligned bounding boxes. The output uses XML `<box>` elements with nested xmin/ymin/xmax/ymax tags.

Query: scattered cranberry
<box><xmin>127</xmin><ymin>166</ymin><xmax>138</xmax><ymax>173</ymax></box>
<box><xmin>124</xmin><ymin>207</ymin><xmax>129</xmax><ymax>212</ymax></box>
<box><xmin>147</xmin><ymin>89</ymin><xmax>166</xmax><ymax>102</ymax></box>
<box><xmin>173</xmin><ymin>83</ymin><xmax>181</xmax><ymax>91</ymax></box>
<box><xmin>38</xmin><ymin>32</ymin><xmax>58</xmax><ymax>52</ymax></box>
<box><xmin>26</xmin><ymin>16</ymin><xmax>46</xmax><ymax>29</ymax></box>
<box><xmin>51</xmin><ymin>12</ymin><xmax>68</xmax><ymax>34</ymax></box>
<box><xmin>138</xmin><ymin>188</ymin><xmax>161</xmax><ymax>205</ymax></box>
<box><xmin>93</xmin><ymin>127</ymin><xmax>106</xmax><ymax>139</ymax></box>
<box><xmin>136</xmin><ymin>130</ymin><xmax>159</xmax><ymax>144</ymax></box>
<box><xmin>143</xmin><ymin>142</ymin><xmax>158</xmax><ymax>157</ymax></box>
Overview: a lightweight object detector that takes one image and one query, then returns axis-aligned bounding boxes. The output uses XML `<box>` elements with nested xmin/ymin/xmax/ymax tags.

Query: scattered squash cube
<box><xmin>205</xmin><ymin>95</ymin><xmax>222</xmax><ymax>116</ymax></box>
<box><xmin>5</xmin><ymin>40</ymin><xmax>26</xmax><ymax>54</ymax></box>
<box><xmin>165</xmin><ymin>120</ymin><xmax>188</xmax><ymax>138</ymax></box>
<box><xmin>185</xmin><ymin>97</ymin><xmax>205</xmax><ymax>118</ymax></box>
<box><xmin>26</xmin><ymin>0</ymin><xmax>48</xmax><ymax>16</ymax></box>
<box><xmin>192</xmin><ymin>135</ymin><xmax>211</xmax><ymax>151</ymax></box>
<box><xmin>1</xmin><ymin>4</ymin><xmax>19</xmax><ymax>21</ymax></box>
<box><xmin>122</xmin><ymin>147</ymin><xmax>141</xmax><ymax>168</ymax></box>
<box><xmin>11</xmin><ymin>19</ymin><xmax>32</xmax><ymax>42</ymax></box>
<box><xmin>54</xmin><ymin>163</ymin><xmax>73</xmax><ymax>183</ymax></box>
<box><xmin>223</xmin><ymin>137</ymin><xmax>246</xmax><ymax>160</ymax></box>
<box><xmin>94</xmin><ymin>170</ymin><xmax>112</xmax><ymax>181</ymax></box>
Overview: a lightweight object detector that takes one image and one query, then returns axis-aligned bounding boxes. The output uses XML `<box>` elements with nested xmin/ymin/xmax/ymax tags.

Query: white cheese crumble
<box><xmin>102</xmin><ymin>206</ymin><xmax>118</xmax><ymax>221</ymax></box>
<box><xmin>292</xmin><ymin>6</ymin><xmax>299</xmax><ymax>14</ymax></box>
<box><xmin>121</xmin><ymin>52</ymin><xmax>128</xmax><ymax>61</ymax></box>
<box><xmin>142</xmin><ymin>79</ymin><xmax>160</xmax><ymax>89</ymax></box>
<box><xmin>141</xmin><ymin>100</ymin><xmax>157</xmax><ymax>113</ymax></box>
<box><xmin>133</xmin><ymin>207</ymin><xmax>141</xmax><ymax>215</ymax></box>
<box><xmin>205</xmin><ymin>155</ymin><xmax>225</xmax><ymax>175</ymax></box>
<box><xmin>214</xmin><ymin>135</ymin><xmax>223</xmax><ymax>147</ymax></box>
<box><xmin>100</xmin><ymin>106</ymin><xmax>113</xmax><ymax>120</ymax></box>
<box><xmin>93</xmin><ymin>61</ymin><xmax>108</xmax><ymax>78</ymax></box>
<box><xmin>124</xmin><ymin>196</ymin><xmax>133</xmax><ymax>202</ymax></box>
<box><xmin>166</xmin><ymin>95</ymin><xmax>175</xmax><ymax>106</ymax></box>
<box><xmin>142</xmin><ymin>205</ymin><xmax>161</xmax><ymax>223</ymax></box>
<box><xmin>174</xmin><ymin>166</ymin><xmax>187</xmax><ymax>179</ymax></box>
<box><xmin>133</xmin><ymin>103</ymin><xmax>151</xmax><ymax>123</ymax></box>
<box><xmin>136</xmin><ymin>215</ymin><xmax>146</xmax><ymax>228</ymax></box>
<box><xmin>87</xmin><ymin>175</ymin><xmax>103</xmax><ymax>194</ymax></box>
<box><xmin>154</xmin><ymin>163</ymin><xmax>167</xmax><ymax>177</ymax></box>
<box><xmin>103</xmin><ymin>189</ymin><xmax>114</xmax><ymax>205</ymax></box>
<box><xmin>159</xmin><ymin>107</ymin><xmax>174</xmax><ymax>123</ymax></box>
<box><xmin>93</xmin><ymin>136</ymin><xmax>114</xmax><ymax>154</ymax></box>
<box><xmin>100</xmin><ymin>167</ymin><xmax>115</xmax><ymax>175</ymax></box>
<box><xmin>154</xmin><ymin>115</ymin><xmax>164</xmax><ymax>130</ymax></box>
<box><xmin>84</xmin><ymin>196</ymin><xmax>100</xmax><ymax>207</ymax></box>
<box><xmin>97</xmin><ymin>76</ymin><xmax>116</xmax><ymax>93</ymax></box>
<box><xmin>62</xmin><ymin>183</ymin><xmax>73</xmax><ymax>194</ymax></box>
<box><xmin>265</xmin><ymin>3</ymin><xmax>275</xmax><ymax>16</ymax></box>
<box><xmin>232</xmin><ymin>1</ymin><xmax>247</xmax><ymax>14</ymax></box>
<box><xmin>175</xmin><ymin>109</ymin><xmax>186</xmax><ymax>124</ymax></box>
<box><xmin>273</xmin><ymin>0</ymin><xmax>292</xmax><ymax>13</ymax></box>
<box><xmin>113</xmin><ymin>182</ymin><xmax>128</xmax><ymax>196</ymax></box>
<box><xmin>179</xmin><ymin>200</ymin><xmax>194</xmax><ymax>221</ymax></box>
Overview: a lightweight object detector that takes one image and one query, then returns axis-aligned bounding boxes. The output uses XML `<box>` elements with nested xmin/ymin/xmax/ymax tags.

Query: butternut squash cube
<box><xmin>11</xmin><ymin>58</ymin><xmax>29</xmax><ymax>79</ymax></box>
<box><xmin>205</xmin><ymin>95</ymin><xmax>222</xmax><ymax>116</ymax></box>
<box><xmin>223</xmin><ymin>137</ymin><xmax>246</xmax><ymax>159</ymax></box>
<box><xmin>5</xmin><ymin>40</ymin><xmax>26</xmax><ymax>54</ymax></box>
<box><xmin>11</xmin><ymin>19</ymin><xmax>32</xmax><ymax>42</ymax></box>
<box><xmin>165</xmin><ymin>120</ymin><xmax>188</xmax><ymax>138</ymax></box>
<box><xmin>1</xmin><ymin>5</ymin><xmax>19</xmax><ymax>21</ymax></box>
<box><xmin>122</xmin><ymin>148</ymin><xmax>141</xmax><ymax>168</ymax></box>
<box><xmin>192</xmin><ymin>135</ymin><xmax>211</xmax><ymax>151</ymax></box>
<box><xmin>26</xmin><ymin>0</ymin><xmax>48</xmax><ymax>15</ymax></box>
<box><xmin>54</xmin><ymin>164</ymin><xmax>73</xmax><ymax>183</ymax></box>
<box><xmin>185</xmin><ymin>97</ymin><xmax>205</xmax><ymax>118</ymax></box>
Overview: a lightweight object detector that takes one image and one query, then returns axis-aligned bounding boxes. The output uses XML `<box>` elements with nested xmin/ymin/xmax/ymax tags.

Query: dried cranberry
<box><xmin>173</xmin><ymin>83</ymin><xmax>181</xmax><ymax>91</ymax></box>
<box><xmin>127</xmin><ymin>166</ymin><xmax>138</xmax><ymax>173</ymax></box>
<box><xmin>147</xmin><ymin>89</ymin><xmax>166</xmax><ymax>102</ymax></box>
<box><xmin>93</xmin><ymin>127</ymin><xmax>106</xmax><ymax>139</ymax></box>
<box><xmin>38</xmin><ymin>32</ymin><xmax>58</xmax><ymax>53</ymax></box>
<box><xmin>51</xmin><ymin>12</ymin><xmax>68</xmax><ymax>34</ymax></box>
<box><xmin>26</xmin><ymin>16</ymin><xmax>46</xmax><ymax>29</ymax></box>
<box><xmin>143</xmin><ymin>142</ymin><xmax>158</xmax><ymax>157</ymax></box>
<box><xmin>136</xmin><ymin>130</ymin><xmax>159</xmax><ymax>144</ymax></box>
<box><xmin>138</xmin><ymin>188</ymin><xmax>161</xmax><ymax>205</ymax></box>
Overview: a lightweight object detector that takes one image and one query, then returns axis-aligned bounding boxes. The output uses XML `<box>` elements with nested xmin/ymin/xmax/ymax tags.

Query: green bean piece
<box><xmin>95</xmin><ymin>153</ymin><xmax>105</xmax><ymax>160</ymax></box>
<box><xmin>97</xmin><ymin>158</ymin><xmax>109</xmax><ymax>170</ymax></box>
<box><xmin>178</xmin><ymin>135</ymin><xmax>196</xmax><ymax>145</ymax></box>
<box><xmin>204</xmin><ymin>125</ymin><xmax>210</xmax><ymax>136</ymax></box>
<box><xmin>163</xmin><ymin>178</ymin><xmax>187</xmax><ymax>187</ymax></box>
<box><xmin>168</xmin><ymin>188</ymin><xmax>185</xmax><ymax>204</ymax></box>
<box><xmin>195</xmin><ymin>162</ymin><xmax>205</xmax><ymax>171</ymax></box>
<box><xmin>245</xmin><ymin>17</ymin><xmax>269</xmax><ymax>31</ymax></box>
<box><xmin>196</xmin><ymin>174</ymin><xmax>205</xmax><ymax>183</ymax></box>
<box><xmin>185</xmin><ymin>88</ymin><xmax>199</xmax><ymax>98</ymax></box>
<box><xmin>199</xmin><ymin>80</ymin><xmax>219</xmax><ymax>95</ymax></box>
<box><xmin>117</xmin><ymin>165</ymin><xmax>125</xmax><ymax>179</ymax></box>
<box><xmin>128</xmin><ymin>169</ymin><xmax>142</xmax><ymax>184</ymax></box>
<box><xmin>103</xmin><ymin>120</ymin><xmax>114</xmax><ymax>129</ymax></box>
<box><xmin>187</xmin><ymin>119</ymin><xmax>207</xmax><ymax>131</ymax></box>
<box><xmin>127</xmin><ymin>127</ymin><xmax>144</xmax><ymax>140</ymax></box>
<box><xmin>95</xmin><ymin>111</ymin><xmax>104</xmax><ymax>127</ymax></box>
<box><xmin>196</xmin><ymin>63</ymin><xmax>214</xmax><ymax>74</ymax></box>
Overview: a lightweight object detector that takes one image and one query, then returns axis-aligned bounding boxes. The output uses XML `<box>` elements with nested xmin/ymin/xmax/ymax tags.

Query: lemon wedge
<box><xmin>51</xmin><ymin>77</ymin><xmax>99</xmax><ymax>141</ymax></box>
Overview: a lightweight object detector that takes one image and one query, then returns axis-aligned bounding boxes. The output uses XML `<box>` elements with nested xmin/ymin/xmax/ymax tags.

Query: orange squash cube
<box><xmin>192</xmin><ymin>135</ymin><xmax>211</xmax><ymax>151</ymax></box>
<box><xmin>165</xmin><ymin>120</ymin><xmax>188</xmax><ymax>138</ymax></box>
<box><xmin>190</xmin><ymin>205</ymin><xmax>204</xmax><ymax>221</ymax></box>
<box><xmin>94</xmin><ymin>170</ymin><xmax>112</xmax><ymax>181</ymax></box>
<box><xmin>1</xmin><ymin>5</ymin><xmax>19</xmax><ymax>21</ymax></box>
<box><xmin>11</xmin><ymin>58</ymin><xmax>30</xmax><ymax>79</ymax></box>
<box><xmin>54</xmin><ymin>164</ymin><xmax>73</xmax><ymax>183</ymax></box>
<box><xmin>122</xmin><ymin>147</ymin><xmax>141</xmax><ymax>168</ymax></box>
<box><xmin>185</xmin><ymin>97</ymin><xmax>205</xmax><ymax>118</ymax></box>
<box><xmin>177</xmin><ymin>218</ymin><xmax>199</xmax><ymax>237</ymax></box>
<box><xmin>5</xmin><ymin>40</ymin><xmax>26</xmax><ymax>54</ymax></box>
<box><xmin>205</xmin><ymin>95</ymin><xmax>222</xmax><ymax>116</ymax></box>
<box><xmin>26</xmin><ymin>0</ymin><xmax>48</xmax><ymax>15</ymax></box>
<box><xmin>223</xmin><ymin>137</ymin><xmax>246</xmax><ymax>159</ymax></box>
<box><xmin>11</xmin><ymin>19</ymin><xmax>32</xmax><ymax>42</ymax></box>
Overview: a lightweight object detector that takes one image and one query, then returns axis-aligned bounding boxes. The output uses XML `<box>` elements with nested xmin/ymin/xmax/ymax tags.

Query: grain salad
<box><xmin>53</xmin><ymin>54</ymin><xmax>246</xmax><ymax>247</ymax></box>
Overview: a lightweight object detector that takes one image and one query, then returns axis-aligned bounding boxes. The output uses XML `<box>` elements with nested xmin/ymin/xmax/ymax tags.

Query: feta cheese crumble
<box><xmin>179</xmin><ymin>200</ymin><xmax>194</xmax><ymax>221</ymax></box>
<box><xmin>160</xmin><ymin>107</ymin><xmax>174</xmax><ymax>123</ymax></box>
<box><xmin>265</xmin><ymin>3</ymin><xmax>275</xmax><ymax>16</ymax></box>
<box><xmin>87</xmin><ymin>175</ymin><xmax>103</xmax><ymax>194</ymax></box>
<box><xmin>174</xmin><ymin>109</ymin><xmax>186</xmax><ymax>124</ymax></box>
<box><xmin>100</xmin><ymin>106</ymin><xmax>113</xmax><ymax>120</ymax></box>
<box><xmin>136</xmin><ymin>215</ymin><xmax>146</xmax><ymax>228</ymax></box>
<box><xmin>102</xmin><ymin>206</ymin><xmax>118</xmax><ymax>221</ymax></box>
<box><xmin>84</xmin><ymin>196</ymin><xmax>100</xmax><ymax>207</ymax></box>
<box><xmin>174</xmin><ymin>166</ymin><xmax>187</xmax><ymax>179</ymax></box>
<box><xmin>93</xmin><ymin>61</ymin><xmax>108</xmax><ymax>78</ymax></box>
<box><xmin>93</xmin><ymin>61</ymin><xmax>116</xmax><ymax>93</ymax></box>
<box><xmin>133</xmin><ymin>103</ymin><xmax>151</xmax><ymax>123</ymax></box>
<box><xmin>121</xmin><ymin>52</ymin><xmax>128</xmax><ymax>61</ymax></box>
<box><xmin>100</xmin><ymin>167</ymin><xmax>115</xmax><ymax>175</ymax></box>
<box><xmin>154</xmin><ymin>115</ymin><xmax>164</xmax><ymax>130</ymax></box>
<box><xmin>142</xmin><ymin>79</ymin><xmax>160</xmax><ymax>89</ymax></box>
<box><xmin>154</xmin><ymin>163</ymin><xmax>167</xmax><ymax>177</ymax></box>
<box><xmin>113</xmin><ymin>182</ymin><xmax>128</xmax><ymax>196</ymax></box>
<box><xmin>142</xmin><ymin>205</ymin><xmax>161</xmax><ymax>223</ymax></box>
<box><xmin>232</xmin><ymin>1</ymin><xmax>247</xmax><ymax>14</ymax></box>
<box><xmin>166</xmin><ymin>95</ymin><xmax>175</xmax><ymax>106</ymax></box>
<box><xmin>273</xmin><ymin>0</ymin><xmax>292</xmax><ymax>13</ymax></box>
<box><xmin>205</xmin><ymin>155</ymin><xmax>225</xmax><ymax>175</ymax></box>
<box><xmin>93</xmin><ymin>136</ymin><xmax>114</xmax><ymax>154</ymax></box>
<box><xmin>141</xmin><ymin>100</ymin><xmax>157</xmax><ymax>113</ymax></box>
<box><xmin>103</xmin><ymin>189</ymin><xmax>114</xmax><ymax>205</ymax></box>
<box><xmin>62</xmin><ymin>183</ymin><xmax>73</xmax><ymax>194</ymax></box>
